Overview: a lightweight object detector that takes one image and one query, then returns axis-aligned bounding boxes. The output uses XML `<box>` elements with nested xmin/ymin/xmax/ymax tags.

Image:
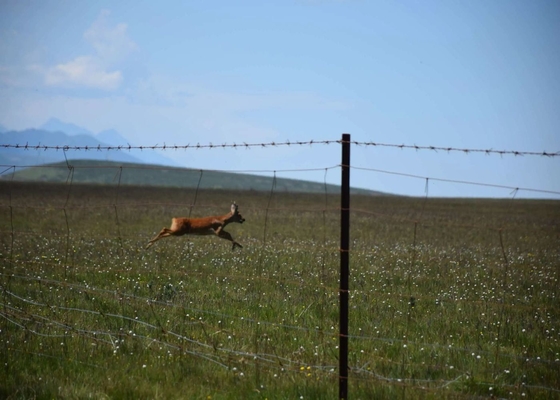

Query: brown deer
<box><xmin>146</xmin><ymin>203</ymin><xmax>245</xmax><ymax>250</ymax></box>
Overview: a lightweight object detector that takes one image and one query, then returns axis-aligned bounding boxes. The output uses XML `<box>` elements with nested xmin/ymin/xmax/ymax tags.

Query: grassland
<box><xmin>1</xmin><ymin>181</ymin><xmax>559</xmax><ymax>399</ymax></box>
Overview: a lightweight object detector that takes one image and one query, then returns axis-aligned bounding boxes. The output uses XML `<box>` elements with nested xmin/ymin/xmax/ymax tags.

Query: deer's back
<box><xmin>171</xmin><ymin>216</ymin><xmax>222</xmax><ymax>235</ymax></box>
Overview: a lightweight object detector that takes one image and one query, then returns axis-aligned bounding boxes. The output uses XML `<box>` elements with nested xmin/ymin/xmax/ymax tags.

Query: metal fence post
<box><xmin>339</xmin><ymin>133</ymin><xmax>350</xmax><ymax>399</ymax></box>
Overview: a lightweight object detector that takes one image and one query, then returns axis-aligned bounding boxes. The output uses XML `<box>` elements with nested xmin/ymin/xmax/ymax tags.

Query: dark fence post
<box><xmin>339</xmin><ymin>133</ymin><xmax>350</xmax><ymax>399</ymax></box>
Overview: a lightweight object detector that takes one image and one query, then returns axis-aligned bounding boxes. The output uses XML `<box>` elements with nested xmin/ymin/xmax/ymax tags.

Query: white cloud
<box><xmin>42</xmin><ymin>10</ymin><xmax>136</xmax><ymax>91</ymax></box>
<box><xmin>84</xmin><ymin>10</ymin><xmax>137</xmax><ymax>64</ymax></box>
<box><xmin>45</xmin><ymin>56</ymin><xmax>122</xmax><ymax>90</ymax></box>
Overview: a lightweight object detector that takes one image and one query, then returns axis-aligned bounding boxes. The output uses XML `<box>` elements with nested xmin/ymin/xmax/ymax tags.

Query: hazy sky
<box><xmin>1</xmin><ymin>0</ymin><xmax>559</xmax><ymax>197</ymax></box>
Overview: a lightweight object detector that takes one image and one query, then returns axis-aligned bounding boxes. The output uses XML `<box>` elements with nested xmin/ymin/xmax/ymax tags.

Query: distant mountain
<box><xmin>2</xmin><ymin>159</ymin><xmax>388</xmax><ymax>195</ymax></box>
<box><xmin>0</xmin><ymin>123</ymin><xmax>7</xmax><ymax>133</ymax></box>
<box><xmin>96</xmin><ymin>129</ymin><xmax>130</xmax><ymax>146</ymax></box>
<box><xmin>96</xmin><ymin>128</ymin><xmax>177</xmax><ymax>166</ymax></box>
<box><xmin>40</xmin><ymin>117</ymin><xmax>95</xmax><ymax>136</ymax></box>
<box><xmin>0</xmin><ymin>129</ymin><xmax>143</xmax><ymax>166</ymax></box>
<box><xmin>1</xmin><ymin>118</ymin><xmax>180</xmax><ymax>167</ymax></box>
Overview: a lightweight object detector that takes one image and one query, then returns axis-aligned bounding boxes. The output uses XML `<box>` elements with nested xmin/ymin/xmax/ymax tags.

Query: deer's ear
<box><xmin>231</xmin><ymin>203</ymin><xmax>238</xmax><ymax>213</ymax></box>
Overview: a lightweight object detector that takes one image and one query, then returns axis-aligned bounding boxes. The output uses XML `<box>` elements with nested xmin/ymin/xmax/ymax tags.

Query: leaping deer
<box><xmin>146</xmin><ymin>203</ymin><xmax>245</xmax><ymax>250</ymax></box>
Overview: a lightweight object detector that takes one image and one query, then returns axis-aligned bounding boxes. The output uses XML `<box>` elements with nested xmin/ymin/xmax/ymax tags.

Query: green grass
<box><xmin>1</xmin><ymin>181</ymin><xmax>559</xmax><ymax>399</ymax></box>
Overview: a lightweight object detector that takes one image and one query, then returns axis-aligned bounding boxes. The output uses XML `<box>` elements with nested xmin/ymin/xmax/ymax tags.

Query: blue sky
<box><xmin>1</xmin><ymin>0</ymin><xmax>559</xmax><ymax>198</ymax></box>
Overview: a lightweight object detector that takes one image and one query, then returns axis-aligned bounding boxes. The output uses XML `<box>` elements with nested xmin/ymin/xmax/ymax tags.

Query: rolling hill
<box><xmin>1</xmin><ymin>159</ymin><xmax>387</xmax><ymax>195</ymax></box>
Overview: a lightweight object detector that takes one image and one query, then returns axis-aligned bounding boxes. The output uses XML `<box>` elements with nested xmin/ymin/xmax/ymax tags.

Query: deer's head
<box><xmin>230</xmin><ymin>202</ymin><xmax>245</xmax><ymax>224</ymax></box>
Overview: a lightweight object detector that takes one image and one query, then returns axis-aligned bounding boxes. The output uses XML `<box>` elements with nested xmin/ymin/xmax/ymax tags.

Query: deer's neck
<box><xmin>222</xmin><ymin>212</ymin><xmax>236</xmax><ymax>225</ymax></box>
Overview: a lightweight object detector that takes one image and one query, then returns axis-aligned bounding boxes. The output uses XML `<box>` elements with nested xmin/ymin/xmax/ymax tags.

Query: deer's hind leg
<box><xmin>146</xmin><ymin>228</ymin><xmax>174</xmax><ymax>249</ymax></box>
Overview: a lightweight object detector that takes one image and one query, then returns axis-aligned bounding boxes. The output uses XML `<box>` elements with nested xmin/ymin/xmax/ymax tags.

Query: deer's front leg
<box><xmin>216</xmin><ymin>229</ymin><xmax>243</xmax><ymax>250</ymax></box>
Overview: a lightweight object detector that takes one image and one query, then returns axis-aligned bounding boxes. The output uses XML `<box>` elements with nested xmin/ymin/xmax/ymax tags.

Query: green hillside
<box><xmin>2</xmin><ymin>159</ymin><xmax>386</xmax><ymax>195</ymax></box>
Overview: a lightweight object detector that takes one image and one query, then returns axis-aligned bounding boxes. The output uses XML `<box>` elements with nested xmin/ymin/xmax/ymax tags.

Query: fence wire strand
<box><xmin>2</xmin><ymin>138</ymin><xmax>559</xmax><ymax>157</ymax></box>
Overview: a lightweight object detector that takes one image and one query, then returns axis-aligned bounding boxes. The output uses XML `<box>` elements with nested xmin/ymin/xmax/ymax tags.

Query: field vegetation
<box><xmin>1</xmin><ymin>181</ymin><xmax>559</xmax><ymax>399</ymax></box>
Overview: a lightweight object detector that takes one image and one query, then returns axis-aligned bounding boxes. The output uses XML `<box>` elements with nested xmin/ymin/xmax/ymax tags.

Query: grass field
<box><xmin>1</xmin><ymin>181</ymin><xmax>559</xmax><ymax>399</ymax></box>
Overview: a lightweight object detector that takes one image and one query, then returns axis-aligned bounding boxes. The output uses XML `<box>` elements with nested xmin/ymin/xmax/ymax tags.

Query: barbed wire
<box><xmin>350</xmin><ymin>140</ymin><xmax>560</xmax><ymax>157</ymax></box>
<box><xmin>0</xmin><ymin>139</ymin><xmax>337</xmax><ymax>151</ymax></box>
<box><xmin>1</xmin><ymin>139</ymin><xmax>559</xmax><ymax>157</ymax></box>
